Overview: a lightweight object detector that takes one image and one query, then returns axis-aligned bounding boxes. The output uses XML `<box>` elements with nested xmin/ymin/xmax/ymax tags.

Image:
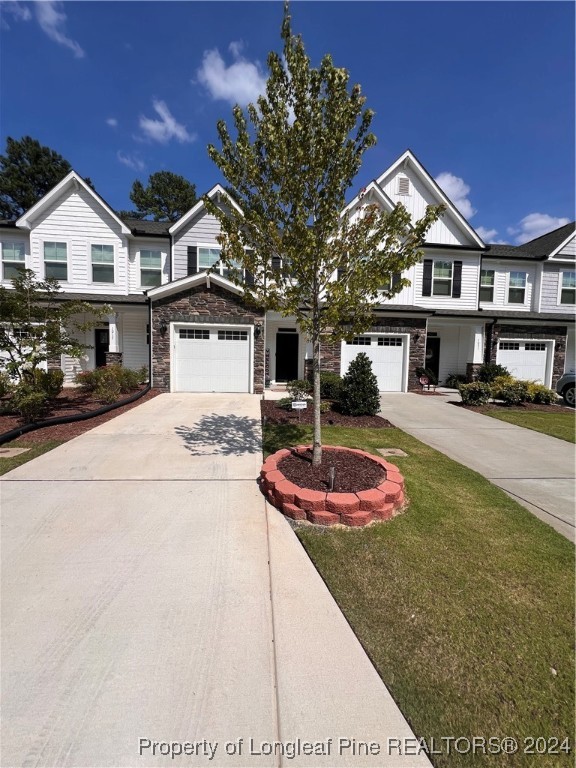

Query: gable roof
<box><xmin>168</xmin><ymin>184</ymin><xmax>243</xmax><ymax>236</ymax></box>
<box><xmin>521</xmin><ymin>221</ymin><xmax>575</xmax><ymax>258</ymax></box>
<box><xmin>146</xmin><ymin>269</ymin><xmax>244</xmax><ymax>300</ymax></box>
<box><xmin>120</xmin><ymin>218</ymin><xmax>171</xmax><ymax>237</ymax></box>
<box><xmin>341</xmin><ymin>180</ymin><xmax>395</xmax><ymax>218</ymax></box>
<box><xmin>16</xmin><ymin>171</ymin><xmax>131</xmax><ymax>235</ymax></box>
<box><xmin>375</xmin><ymin>150</ymin><xmax>486</xmax><ymax>249</ymax></box>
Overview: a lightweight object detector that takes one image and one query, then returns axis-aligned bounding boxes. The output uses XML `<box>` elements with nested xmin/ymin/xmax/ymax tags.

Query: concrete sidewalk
<box><xmin>380</xmin><ymin>392</ymin><xmax>575</xmax><ymax>542</ymax></box>
<box><xmin>1</xmin><ymin>394</ymin><xmax>429</xmax><ymax>768</ymax></box>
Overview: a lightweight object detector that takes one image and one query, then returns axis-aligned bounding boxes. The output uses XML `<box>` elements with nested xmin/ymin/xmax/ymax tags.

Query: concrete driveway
<box><xmin>1</xmin><ymin>393</ymin><xmax>429</xmax><ymax>768</ymax></box>
<box><xmin>380</xmin><ymin>392</ymin><xmax>575</xmax><ymax>542</ymax></box>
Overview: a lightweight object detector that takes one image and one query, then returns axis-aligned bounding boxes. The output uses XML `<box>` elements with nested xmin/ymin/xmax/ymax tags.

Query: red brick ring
<box><xmin>260</xmin><ymin>446</ymin><xmax>407</xmax><ymax>527</ymax></box>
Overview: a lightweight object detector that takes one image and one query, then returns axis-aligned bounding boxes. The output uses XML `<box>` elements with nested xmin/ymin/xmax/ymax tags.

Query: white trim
<box><xmin>16</xmin><ymin>171</ymin><xmax>131</xmax><ymax>235</ymax></box>
<box><xmin>168</xmin><ymin>184</ymin><xmax>243</xmax><ymax>236</ymax></box>
<box><xmin>341</xmin><ymin>180</ymin><xmax>395</xmax><ymax>219</ymax></box>
<box><xmin>496</xmin><ymin>337</ymin><xmax>555</xmax><ymax>388</ymax></box>
<box><xmin>431</xmin><ymin>258</ymin><xmax>453</xmax><ymax>297</ymax></box>
<box><xmin>505</xmin><ymin>269</ymin><xmax>528</xmax><ymax>306</ymax></box>
<box><xmin>340</xmin><ymin>332</ymin><xmax>410</xmax><ymax>392</ymax></box>
<box><xmin>548</xmin><ymin>230</ymin><xmax>576</xmax><ymax>260</ymax></box>
<box><xmin>375</xmin><ymin>150</ymin><xmax>486</xmax><ymax>248</ymax></box>
<box><xmin>147</xmin><ymin>270</ymin><xmax>244</xmax><ymax>300</ymax></box>
<box><xmin>138</xmin><ymin>245</ymin><xmax>164</xmax><ymax>291</ymax></box>
<box><xmin>557</xmin><ymin>269</ymin><xmax>576</xmax><ymax>307</ymax></box>
<box><xmin>89</xmin><ymin>241</ymin><xmax>116</xmax><ymax>286</ymax></box>
<box><xmin>169</xmin><ymin>321</ymin><xmax>254</xmax><ymax>394</ymax></box>
<box><xmin>41</xmin><ymin>238</ymin><xmax>71</xmax><ymax>283</ymax></box>
<box><xmin>0</xmin><ymin>239</ymin><xmax>27</xmax><ymax>281</ymax></box>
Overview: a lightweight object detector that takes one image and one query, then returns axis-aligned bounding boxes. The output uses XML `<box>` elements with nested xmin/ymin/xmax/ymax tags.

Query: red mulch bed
<box><xmin>0</xmin><ymin>387</ymin><xmax>160</xmax><ymax>444</ymax></box>
<box><xmin>454</xmin><ymin>401</ymin><xmax>574</xmax><ymax>414</ymax></box>
<box><xmin>261</xmin><ymin>399</ymin><xmax>394</xmax><ymax>428</ymax></box>
<box><xmin>279</xmin><ymin>447</ymin><xmax>386</xmax><ymax>493</ymax></box>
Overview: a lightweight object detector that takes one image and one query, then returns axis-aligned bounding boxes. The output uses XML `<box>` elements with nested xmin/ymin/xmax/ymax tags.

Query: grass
<box><xmin>480</xmin><ymin>408</ymin><xmax>575</xmax><ymax>443</ymax></box>
<box><xmin>0</xmin><ymin>440</ymin><xmax>64</xmax><ymax>475</ymax></box>
<box><xmin>265</xmin><ymin>423</ymin><xmax>575</xmax><ymax>768</ymax></box>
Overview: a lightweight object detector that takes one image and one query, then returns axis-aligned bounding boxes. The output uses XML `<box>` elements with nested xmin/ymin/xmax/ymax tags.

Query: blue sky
<box><xmin>1</xmin><ymin>1</ymin><xmax>574</xmax><ymax>244</ymax></box>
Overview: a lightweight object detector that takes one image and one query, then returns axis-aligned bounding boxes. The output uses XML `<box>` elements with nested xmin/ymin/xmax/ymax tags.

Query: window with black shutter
<box><xmin>422</xmin><ymin>259</ymin><xmax>433</xmax><ymax>296</ymax></box>
<box><xmin>187</xmin><ymin>246</ymin><xmax>198</xmax><ymax>275</ymax></box>
<box><xmin>271</xmin><ymin>256</ymin><xmax>282</xmax><ymax>272</ymax></box>
<box><xmin>452</xmin><ymin>261</ymin><xmax>462</xmax><ymax>298</ymax></box>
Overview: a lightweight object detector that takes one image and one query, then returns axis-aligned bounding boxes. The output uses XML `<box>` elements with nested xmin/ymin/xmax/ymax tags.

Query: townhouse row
<box><xmin>1</xmin><ymin>150</ymin><xmax>574</xmax><ymax>393</ymax></box>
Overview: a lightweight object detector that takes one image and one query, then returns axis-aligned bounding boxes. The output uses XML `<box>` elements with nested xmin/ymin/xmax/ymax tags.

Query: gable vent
<box><xmin>397</xmin><ymin>176</ymin><xmax>410</xmax><ymax>196</ymax></box>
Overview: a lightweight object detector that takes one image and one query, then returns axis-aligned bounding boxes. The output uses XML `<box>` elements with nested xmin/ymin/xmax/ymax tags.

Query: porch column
<box><xmin>466</xmin><ymin>324</ymin><xmax>484</xmax><ymax>381</ymax></box>
<box><xmin>105</xmin><ymin>311</ymin><xmax>123</xmax><ymax>366</ymax></box>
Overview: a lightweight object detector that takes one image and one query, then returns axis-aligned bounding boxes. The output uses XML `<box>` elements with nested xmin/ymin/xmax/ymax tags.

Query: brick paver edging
<box><xmin>260</xmin><ymin>446</ymin><xmax>407</xmax><ymax>527</ymax></box>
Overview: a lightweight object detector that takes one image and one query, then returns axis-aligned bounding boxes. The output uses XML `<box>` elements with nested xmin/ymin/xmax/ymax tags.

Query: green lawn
<box><xmin>0</xmin><ymin>440</ymin><xmax>63</xmax><ymax>475</ymax></box>
<box><xmin>479</xmin><ymin>408</ymin><xmax>575</xmax><ymax>443</ymax></box>
<box><xmin>265</xmin><ymin>423</ymin><xmax>575</xmax><ymax>768</ymax></box>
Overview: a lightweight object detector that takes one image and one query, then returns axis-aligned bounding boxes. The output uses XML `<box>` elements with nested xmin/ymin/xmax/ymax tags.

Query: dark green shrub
<box><xmin>526</xmin><ymin>382</ymin><xmax>558</xmax><ymax>404</ymax></box>
<box><xmin>75</xmin><ymin>369</ymin><xmax>99</xmax><ymax>391</ymax></box>
<box><xmin>0</xmin><ymin>371</ymin><xmax>12</xmax><ymax>398</ymax></box>
<box><xmin>75</xmin><ymin>364</ymin><xmax>145</xmax><ymax>397</ymax></box>
<box><xmin>477</xmin><ymin>362</ymin><xmax>510</xmax><ymax>383</ymax></box>
<box><xmin>32</xmin><ymin>368</ymin><xmax>64</xmax><ymax>398</ymax></box>
<box><xmin>415</xmin><ymin>366</ymin><xmax>438</xmax><ymax>385</ymax></box>
<box><xmin>319</xmin><ymin>371</ymin><xmax>343</xmax><ymax>400</ymax></box>
<box><xmin>11</xmin><ymin>385</ymin><xmax>49</xmax><ymax>422</ymax></box>
<box><xmin>459</xmin><ymin>382</ymin><xmax>491</xmax><ymax>405</ymax></box>
<box><xmin>339</xmin><ymin>353</ymin><xmax>380</xmax><ymax>416</ymax></box>
<box><xmin>444</xmin><ymin>372</ymin><xmax>467</xmax><ymax>388</ymax></box>
<box><xmin>286</xmin><ymin>379</ymin><xmax>312</xmax><ymax>400</ymax></box>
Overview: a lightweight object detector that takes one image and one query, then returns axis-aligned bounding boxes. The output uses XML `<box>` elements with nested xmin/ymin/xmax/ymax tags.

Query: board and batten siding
<box><xmin>128</xmin><ymin>237</ymin><xmax>170</xmax><ymax>293</ymax></box>
<box><xmin>479</xmin><ymin>260</ymin><xmax>537</xmax><ymax>311</ymax></box>
<box><xmin>172</xmin><ymin>202</ymin><xmax>230</xmax><ymax>280</ymax></box>
<box><xmin>413</xmin><ymin>252</ymin><xmax>480</xmax><ymax>310</ymax></box>
<box><xmin>28</xmin><ymin>186</ymin><xmax>130</xmax><ymax>295</ymax></box>
<box><xmin>122</xmin><ymin>310</ymin><xmax>149</xmax><ymax>370</ymax></box>
<box><xmin>0</xmin><ymin>232</ymin><xmax>31</xmax><ymax>286</ymax></box>
<box><xmin>378</xmin><ymin>168</ymin><xmax>475</xmax><ymax>247</ymax></box>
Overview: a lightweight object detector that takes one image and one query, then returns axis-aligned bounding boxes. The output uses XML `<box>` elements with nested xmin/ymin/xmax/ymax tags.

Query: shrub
<box><xmin>286</xmin><ymin>379</ymin><xmax>312</xmax><ymax>400</ymax></box>
<box><xmin>75</xmin><ymin>369</ymin><xmax>99</xmax><ymax>392</ymax></box>
<box><xmin>493</xmin><ymin>379</ymin><xmax>530</xmax><ymax>406</ymax></box>
<box><xmin>339</xmin><ymin>353</ymin><xmax>380</xmax><ymax>416</ymax></box>
<box><xmin>32</xmin><ymin>368</ymin><xmax>64</xmax><ymax>398</ymax></box>
<box><xmin>444</xmin><ymin>373</ymin><xmax>467</xmax><ymax>389</ymax></box>
<box><xmin>459</xmin><ymin>382</ymin><xmax>491</xmax><ymax>406</ymax></box>
<box><xmin>415</xmin><ymin>366</ymin><xmax>438</xmax><ymax>386</ymax></box>
<box><xmin>11</xmin><ymin>385</ymin><xmax>49</xmax><ymax>422</ymax></box>
<box><xmin>0</xmin><ymin>371</ymin><xmax>12</xmax><ymax>398</ymax></box>
<box><xmin>525</xmin><ymin>382</ymin><xmax>558</xmax><ymax>404</ymax></box>
<box><xmin>319</xmin><ymin>371</ymin><xmax>343</xmax><ymax>400</ymax></box>
<box><xmin>94</xmin><ymin>368</ymin><xmax>122</xmax><ymax>403</ymax></box>
<box><xmin>75</xmin><ymin>364</ymin><xmax>145</xmax><ymax>398</ymax></box>
<box><xmin>477</xmin><ymin>362</ymin><xmax>510</xmax><ymax>383</ymax></box>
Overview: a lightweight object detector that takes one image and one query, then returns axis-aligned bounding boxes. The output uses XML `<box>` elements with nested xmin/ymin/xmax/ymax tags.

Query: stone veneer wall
<box><xmin>105</xmin><ymin>352</ymin><xmax>123</xmax><ymax>366</ymax></box>
<box><xmin>151</xmin><ymin>285</ymin><xmax>265</xmax><ymax>392</ymax></box>
<box><xmin>489</xmin><ymin>323</ymin><xmax>568</xmax><ymax>386</ymax></box>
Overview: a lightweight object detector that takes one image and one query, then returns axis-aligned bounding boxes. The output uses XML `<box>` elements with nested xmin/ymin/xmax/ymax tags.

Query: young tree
<box><xmin>129</xmin><ymin>171</ymin><xmax>197</xmax><ymax>221</ymax></box>
<box><xmin>205</xmin><ymin>3</ymin><xmax>443</xmax><ymax>464</ymax></box>
<box><xmin>0</xmin><ymin>136</ymin><xmax>93</xmax><ymax>219</ymax></box>
<box><xmin>0</xmin><ymin>270</ymin><xmax>109</xmax><ymax>381</ymax></box>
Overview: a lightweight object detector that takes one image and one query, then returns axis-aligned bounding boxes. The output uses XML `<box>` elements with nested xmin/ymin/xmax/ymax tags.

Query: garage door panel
<box><xmin>496</xmin><ymin>341</ymin><xmax>549</xmax><ymax>384</ymax></box>
<box><xmin>174</xmin><ymin>326</ymin><xmax>251</xmax><ymax>392</ymax></box>
<box><xmin>342</xmin><ymin>336</ymin><xmax>404</xmax><ymax>391</ymax></box>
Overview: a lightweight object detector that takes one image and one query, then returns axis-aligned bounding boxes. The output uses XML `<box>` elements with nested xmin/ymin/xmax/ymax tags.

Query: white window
<box><xmin>347</xmin><ymin>336</ymin><xmax>372</xmax><ymax>345</ymax></box>
<box><xmin>479</xmin><ymin>269</ymin><xmax>495</xmax><ymax>302</ymax></box>
<box><xmin>140</xmin><ymin>249</ymin><xmax>162</xmax><ymax>287</ymax></box>
<box><xmin>2</xmin><ymin>242</ymin><xmax>25</xmax><ymax>280</ymax></box>
<box><xmin>198</xmin><ymin>246</ymin><xmax>242</xmax><ymax>281</ymax></box>
<box><xmin>44</xmin><ymin>242</ymin><xmax>67</xmax><ymax>281</ymax></box>
<box><xmin>179</xmin><ymin>328</ymin><xmax>209</xmax><ymax>340</ymax></box>
<box><xmin>560</xmin><ymin>271</ymin><xmax>575</xmax><ymax>305</ymax></box>
<box><xmin>218</xmin><ymin>330</ymin><xmax>248</xmax><ymax>341</ymax></box>
<box><xmin>433</xmin><ymin>261</ymin><xmax>452</xmax><ymax>296</ymax></box>
<box><xmin>91</xmin><ymin>244</ymin><xmax>115</xmax><ymax>283</ymax></box>
<box><xmin>377</xmin><ymin>337</ymin><xmax>402</xmax><ymax>346</ymax></box>
<box><xmin>508</xmin><ymin>271</ymin><xmax>526</xmax><ymax>304</ymax></box>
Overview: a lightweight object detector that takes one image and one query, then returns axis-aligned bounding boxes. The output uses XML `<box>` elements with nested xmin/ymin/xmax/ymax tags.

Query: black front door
<box><xmin>425</xmin><ymin>336</ymin><xmax>441</xmax><ymax>380</ymax></box>
<box><xmin>275</xmin><ymin>332</ymin><xmax>299</xmax><ymax>381</ymax></box>
<box><xmin>95</xmin><ymin>329</ymin><xmax>109</xmax><ymax>367</ymax></box>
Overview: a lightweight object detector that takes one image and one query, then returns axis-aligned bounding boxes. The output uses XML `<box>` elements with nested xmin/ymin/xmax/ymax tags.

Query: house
<box><xmin>1</xmin><ymin>152</ymin><xmax>574</xmax><ymax>393</ymax></box>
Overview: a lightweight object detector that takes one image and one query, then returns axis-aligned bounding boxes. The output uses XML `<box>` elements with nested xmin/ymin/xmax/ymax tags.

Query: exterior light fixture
<box><xmin>413</xmin><ymin>332</ymin><xmax>421</xmax><ymax>343</ymax></box>
<box><xmin>159</xmin><ymin>319</ymin><xmax>168</xmax><ymax>337</ymax></box>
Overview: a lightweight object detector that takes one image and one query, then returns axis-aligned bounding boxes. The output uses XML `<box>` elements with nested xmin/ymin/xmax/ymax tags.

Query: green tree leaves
<box><xmin>129</xmin><ymin>171</ymin><xmax>197</xmax><ymax>221</ymax></box>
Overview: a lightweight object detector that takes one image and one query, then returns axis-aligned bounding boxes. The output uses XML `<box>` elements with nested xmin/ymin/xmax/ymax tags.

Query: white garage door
<box><xmin>173</xmin><ymin>326</ymin><xmax>251</xmax><ymax>392</ymax></box>
<box><xmin>341</xmin><ymin>335</ymin><xmax>405</xmax><ymax>391</ymax></box>
<box><xmin>496</xmin><ymin>340</ymin><xmax>550</xmax><ymax>383</ymax></box>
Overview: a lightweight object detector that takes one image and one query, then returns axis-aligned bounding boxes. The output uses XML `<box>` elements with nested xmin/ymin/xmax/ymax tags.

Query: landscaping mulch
<box><xmin>260</xmin><ymin>399</ymin><xmax>394</xmax><ymax>428</ymax></box>
<box><xmin>278</xmin><ymin>447</ymin><xmax>386</xmax><ymax>493</ymax></box>
<box><xmin>0</xmin><ymin>387</ymin><xmax>160</xmax><ymax>444</ymax></box>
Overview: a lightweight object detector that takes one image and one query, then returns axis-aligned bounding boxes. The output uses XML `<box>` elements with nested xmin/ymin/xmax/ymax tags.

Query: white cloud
<box><xmin>196</xmin><ymin>43</ymin><xmax>267</xmax><ymax>106</ymax></box>
<box><xmin>435</xmin><ymin>172</ymin><xmax>476</xmax><ymax>220</ymax></box>
<box><xmin>106</xmin><ymin>117</ymin><xmax>118</xmax><ymax>128</ymax></box>
<box><xmin>138</xmin><ymin>100</ymin><xmax>195</xmax><ymax>144</ymax></box>
<box><xmin>507</xmin><ymin>213</ymin><xmax>570</xmax><ymax>244</ymax></box>
<box><xmin>34</xmin><ymin>1</ymin><xmax>84</xmax><ymax>58</ymax></box>
<box><xmin>117</xmin><ymin>151</ymin><xmax>145</xmax><ymax>173</ymax></box>
<box><xmin>476</xmin><ymin>226</ymin><xmax>498</xmax><ymax>242</ymax></box>
<box><xmin>1</xmin><ymin>1</ymin><xmax>31</xmax><ymax>28</ymax></box>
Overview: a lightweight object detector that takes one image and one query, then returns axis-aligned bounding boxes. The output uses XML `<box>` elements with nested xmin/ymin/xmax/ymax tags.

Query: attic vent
<box><xmin>397</xmin><ymin>176</ymin><xmax>410</xmax><ymax>196</ymax></box>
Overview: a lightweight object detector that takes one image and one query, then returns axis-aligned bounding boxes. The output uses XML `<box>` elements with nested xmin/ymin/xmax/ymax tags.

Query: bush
<box><xmin>75</xmin><ymin>364</ymin><xmax>145</xmax><ymax>399</ymax></box>
<box><xmin>477</xmin><ymin>363</ymin><xmax>510</xmax><ymax>383</ymax></box>
<box><xmin>0</xmin><ymin>371</ymin><xmax>12</xmax><ymax>398</ymax></box>
<box><xmin>286</xmin><ymin>379</ymin><xmax>312</xmax><ymax>400</ymax></box>
<box><xmin>459</xmin><ymin>382</ymin><xmax>491</xmax><ymax>406</ymax></box>
<box><xmin>32</xmin><ymin>368</ymin><xmax>64</xmax><ymax>398</ymax></box>
<box><xmin>526</xmin><ymin>382</ymin><xmax>558</xmax><ymax>404</ymax></box>
<box><xmin>339</xmin><ymin>353</ymin><xmax>380</xmax><ymax>416</ymax></box>
<box><xmin>11</xmin><ymin>385</ymin><xmax>49</xmax><ymax>422</ymax></box>
<box><xmin>75</xmin><ymin>369</ymin><xmax>99</xmax><ymax>392</ymax></box>
<box><xmin>415</xmin><ymin>366</ymin><xmax>438</xmax><ymax>386</ymax></box>
<box><xmin>319</xmin><ymin>371</ymin><xmax>343</xmax><ymax>400</ymax></box>
<box><xmin>493</xmin><ymin>379</ymin><xmax>530</xmax><ymax>406</ymax></box>
<box><xmin>444</xmin><ymin>373</ymin><xmax>467</xmax><ymax>389</ymax></box>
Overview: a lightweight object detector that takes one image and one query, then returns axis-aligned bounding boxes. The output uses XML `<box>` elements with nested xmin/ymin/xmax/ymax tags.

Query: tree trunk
<box><xmin>312</xmin><ymin>329</ymin><xmax>322</xmax><ymax>466</ymax></box>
